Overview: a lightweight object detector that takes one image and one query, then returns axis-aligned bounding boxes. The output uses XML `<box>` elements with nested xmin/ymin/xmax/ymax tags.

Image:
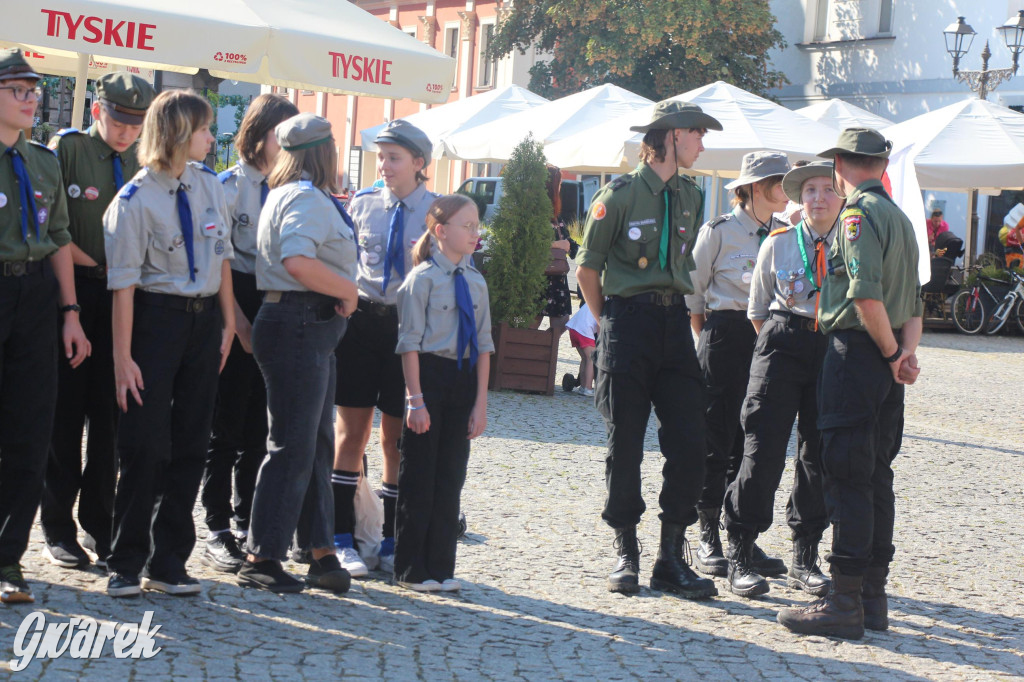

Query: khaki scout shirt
<box><xmin>748</xmin><ymin>220</ymin><xmax>837</xmax><ymax>321</ymax></box>
<box><xmin>54</xmin><ymin>126</ymin><xmax>140</xmax><ymax>266</ymax></box>
<box><xmin>395</xmin><ymin>249</ymin><xmax>495</xmax><ymax>361</ymax></box>
<box><xmin>255</xmin><ymin>179</ymin><xmax>357</xmax><ymax>293</ymax></box>
<box><xmin>219</xmin><ymin>160</ymin><xmax>264</xmax><ymax>276</ymax></box>
<box><xmin>817</xmin><ymin>179</ymin><xmax>923</xmax><ymax>334</ymax></box>
<box><xmin>104</xmin><ymin>162</ymin><xmax>233</xmax><ymax>297</ymax></box>
<box><xmin>0</xmin><ymin>132</ymin><xmax>71</xmax><ymax>262</ymax></box>
<box><xmin>576</xmin><ymin>164</ymin><xmax>703</xmax><ymax>298</ymax></box>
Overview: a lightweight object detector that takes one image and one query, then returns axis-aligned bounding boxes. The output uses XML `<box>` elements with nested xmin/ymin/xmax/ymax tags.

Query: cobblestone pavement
<box><xmin>2</xmin><ymin>328</ymin><xmax>1023</xmax><ymax>680</ymax></box>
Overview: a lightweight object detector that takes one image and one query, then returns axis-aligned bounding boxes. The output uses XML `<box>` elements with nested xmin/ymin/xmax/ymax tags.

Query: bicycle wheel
<box><xmin>986</xmin><ymin>295</ymin><xmax>1014</xmax><ymax>335</ymax></box>
<box><xmin>1015</xmin><ymin>298</ymin><xmax>1024</xmax><ymax>335</ymax></box>
<box><xmin>952</xmin><ymin>289</ymin><xmax>987</xmax><ymax>334</ymax></box>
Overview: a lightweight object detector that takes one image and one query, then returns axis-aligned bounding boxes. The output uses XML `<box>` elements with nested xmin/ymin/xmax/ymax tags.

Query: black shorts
<box><xmin>334</xmin><ymin>299</ymin><xmax>405</xmax><ymax>417</ymax></box>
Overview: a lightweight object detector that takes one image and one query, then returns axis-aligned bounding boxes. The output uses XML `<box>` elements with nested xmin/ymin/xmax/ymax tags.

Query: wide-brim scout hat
<box><xmin>817</xmin><ymin>127</ymin><xmax>893</xmax><ymax>159</ymax></box>
<box><xmin>629</xmin><ymin>100</ymin><xmax>723</xmax><ymax>133</ymax></box>
<box><xmin>782</xmin><ymin>161</ymin><xmax>834</xmax><ymax>203</ymax></box>
<box><xmin>276</xmin><ymin>113</ymin><xmax>333</xmax><ymax>151</ymax></box>
<box><xmin>0</xmin><ymin>48</ymin><xmax>41</xmax><ymax>82</ymax></box>
<box><xmin>96</xmin><ymin>72</ymin><xmax>155</xmax><ymax>125</ymax></box>
<box><xmin>724</xmin><ymin>151</ymin><xmax>791</xmax><ymax>190</ymax></box>
<box><xmin>376</xmin><ymin>119</ymin><xmax>433</xmax><ymax>161</ymax></box>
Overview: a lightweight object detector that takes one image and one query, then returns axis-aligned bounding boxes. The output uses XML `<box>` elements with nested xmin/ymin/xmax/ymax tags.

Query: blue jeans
<box><xmin>247</xmin><ymin>292</ymin><xmax>346</xmax><ymax>561</ymax></box>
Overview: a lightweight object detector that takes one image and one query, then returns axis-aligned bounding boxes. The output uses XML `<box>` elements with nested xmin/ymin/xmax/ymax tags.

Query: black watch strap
<box><xmin>883</xmin><ymin>345</ymin><xmax>902</xmax><ymax>363</ymax></box>
<box><xmin>60</xmin><ymin>303</ymin><xmax>81</xmax><ymax>313</ymax></box>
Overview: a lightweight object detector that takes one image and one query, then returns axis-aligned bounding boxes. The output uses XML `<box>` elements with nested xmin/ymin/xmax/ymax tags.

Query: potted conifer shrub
<box><xmin>484</xmin><ymin>135</ymin><xmax>560</xmax><ymax>395</ymax></box>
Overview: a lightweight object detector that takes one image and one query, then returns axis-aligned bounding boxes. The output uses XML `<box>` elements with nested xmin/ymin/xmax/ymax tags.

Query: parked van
<box><xmin>457</xmin><ymin>176</ymin><xmax>601</xmax><ymax>226</ymax></box>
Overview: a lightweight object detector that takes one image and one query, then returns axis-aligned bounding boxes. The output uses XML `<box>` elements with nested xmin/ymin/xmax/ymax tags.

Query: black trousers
<box><xmin>42</xmin><ymin>275</ymin><xmax>116</xmax><ymax>551</ymax></box>
<box><xmin>394</xmin><ymin>354</ymin><xmax>476</xmax><ymax>584</ymax></box>
<box><xmin>107</xmin><ymin>297</ymin><xmax>222</xmax><ymax>578</ymax></box>
<box><xmin>723</xmin><ymin>315</ymin><xmax>829</xmax><ymax>540</ymax></box>
<box><xmin>697</xmin><ymin>311</ymin><xmax>757</xmax><ymax>510</ymax></box>
<box><xmin>202</xmin><ymin>272</ymin><xmax>266</xmax><ymax>532</ymax></box>
<box><xmin>595</xmin><ymin>298</ymin><xmax>706</xmax><ymax>529</ymax></box>
<box><xmin>0</xmin><ymin>264</ymin><xmax>58</xmax><ymax>565</ymax></box>
<box><xmin>818</xmin><ymin>329</ymin><xmax>904</xmax><ymax>576</ymax></box>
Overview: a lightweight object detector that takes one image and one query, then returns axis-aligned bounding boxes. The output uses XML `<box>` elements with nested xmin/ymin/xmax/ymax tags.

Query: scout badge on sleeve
<box><xmin>843</xmin><ymin>209</ymin><xmax>863</xmax><ymax>241</ymax></box>
<box><xmin>592</xmin><ymin>201</ymin><xmax>607</xmax><ymax>220</ymax></box>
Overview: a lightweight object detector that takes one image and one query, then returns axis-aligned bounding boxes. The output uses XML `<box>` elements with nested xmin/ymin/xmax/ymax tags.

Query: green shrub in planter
<box><xmin>483</xmin><ymin>135</ymin><xmax>552</xmax><ymax>327</ymax></box>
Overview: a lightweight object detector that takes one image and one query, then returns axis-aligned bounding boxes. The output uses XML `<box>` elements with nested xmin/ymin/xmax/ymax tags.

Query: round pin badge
<box><xmin>374</xmin><ymin>244</ymin><xmax>383</xmax><ymax>253</ymax></box>
<box><xmin>777</xmin><ymin>269</ymin><xmax>787</xmax><ymax>281</ymax></box>
<box><xmin>67</xmin><ymin>184</ymin><xmax>81</xmax><ymax>198</ymax></box>
<box><xmin>84</xmin><ymin>187</ymin><xmax>99</xmax><ymax>201</ymax></box>
<box><xmin>786</xmin><ymin>295</ymin><xmax>796</xmax><ymax>308</ymax></box>
<box><xmin>0</xmin><ymin>193</ymin><xmax>7</xmax><ymax>208</ymax></box>
<box><xmin>741</xmin><ymin>272</ymin><xmax>753</xmax><ymax>284</ymax></box>
<box><xmin>173</xmin><ymin>235</ymin><xmax>185</xmax><ymax>248</ymax></box>
<box><xmin>214</xmin><ymin>239</ymin><xmax>225</xmax><ymax>255</ymax></box>
<box><xmin>366</xmin><ymin>252</ymin><xmax>380</xmax><ymax>266</ymax></box>
<box><xmin>238</xmin><ymin>213</ymin><xmax>250</xmax><ymax>226</ymax></box>
<box><xmin>638</xmin><ymin>256</ymin><xmax>649</xmax><ymax>269</ymax></box>
<box><xmin>628</xmin><ymin>227</ymin><xmax>642</xmax><ymax>241</ymax></box>
<box><xmin>793</xmin><ymin>280</ymin><xmax>804</xmax><ymax>294</ymax></box>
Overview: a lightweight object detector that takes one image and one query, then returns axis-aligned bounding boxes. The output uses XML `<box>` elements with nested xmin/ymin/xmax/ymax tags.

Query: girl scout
<box><xmin>686</xmin><ymin>150</ymin><xmax>791</xmax><ymax>581</ymax></box>
<box><xmin>332</xmin><ymin>119</ymin><xmax>437</xmax><ymax>577</ymax></box>
<box><xmin>722</xmin><ymin>161</ymin><xmax>840</xmax><ymax>599</ymax></box>
<box><xmin>103</xmin><ymin>89</ymin><xmax>235</xmax><ymax>598</ymax></box>
<box><xmin>394</xmin><ymin>194</ymin><xmax>493</xmax><ymax>592</ymax></box>
<box><xmin>201</xmin><ymin>94</ymin><xmax>298</xmax><ymax>575</ymax></box>
<box><xmin>239</xmin><ymin>113</ymin><xmax>357</xmax><ymax>594</ymax></box>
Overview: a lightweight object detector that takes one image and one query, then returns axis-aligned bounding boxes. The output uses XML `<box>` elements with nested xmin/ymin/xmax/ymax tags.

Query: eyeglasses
<box><xmin>0</xmin><ymin>85</ymin><xmax>43</xmax><ymax>102</ymax></box>
<box><xmin>445</xmin><ymin>221</ymin><xmax>480</xmax><ymax>234</ymax></box>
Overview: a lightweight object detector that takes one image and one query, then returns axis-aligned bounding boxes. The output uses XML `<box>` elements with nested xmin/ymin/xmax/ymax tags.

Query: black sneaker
<box><xmin>0</xmin><ymin>564</ymin><xmax>34</xmax><ymax>604</ymax></box>
<box><xmin>107</xmin><ymin>572</ymin><xmax>141</xmax><ymax>598</ymax></box>
<box><xmin>142</xmin><ymin>571</ymin><xmax>201</xmax><ymax>596</ymax></box>
<box><xmin>238</xmin><ymin>560</ymin><xmax>304</xmax><ymax>593</ymax></box>
<box><xmin>307</xmin><ymin>554</ymin><xmax>351</xmax><ymax>593</ymax></box>
<box><xmin>202</xmin><ymin>531</ymin><xmax>246</xmax><ymax>573</ymax></box>
<box><xmin>43</xmin><ymin>539</ymin><xmax>90</xmax><ymax>568</ymax></box>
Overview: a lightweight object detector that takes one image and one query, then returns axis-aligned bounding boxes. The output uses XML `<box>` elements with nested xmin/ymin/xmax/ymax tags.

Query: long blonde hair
<box><xmin>137</xmin><ymin>90</ymin><xmax>212</xmax><ymax>171</ymax></box>
<box><xmin>267</xmin><ymin>137</ymin><xmax>339</xmax><ymax>193</ymax></box>
<box><xmin>413</xmin><ymin>194</ymin><xmax>478</xmax><ymax>266</ymax></box>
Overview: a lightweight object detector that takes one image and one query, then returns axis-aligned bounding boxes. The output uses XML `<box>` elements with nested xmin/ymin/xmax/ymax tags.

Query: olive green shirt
<box><xmin>54</xmin><ymin>126</ymin><xmax>140</xmax><ymax>266</ymax></box>
<box><xmin>817</xmin><ymin>179</ymin><xmax>924</xmax><ymax>334</ymax></box>
<box><xmin>577</xmin><ymin>163</ymin><xmax>703</xmax><ymax>298</ymax></box>
<box><xmin>0</xmin><ymin>132</ymin><xmax>71</xmax><ymax>262</ymax></box>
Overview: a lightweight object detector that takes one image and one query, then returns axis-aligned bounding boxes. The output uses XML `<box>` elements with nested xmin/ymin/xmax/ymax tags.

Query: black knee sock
<box><xmin>331</xmin><ymin>469</ymin><xmax>360</xmax><ymax>538</ymax></box>
<box><xmin>381</xmin><ymin>482</ymin><xmax>398</xmax><ymax>539</ymax></box>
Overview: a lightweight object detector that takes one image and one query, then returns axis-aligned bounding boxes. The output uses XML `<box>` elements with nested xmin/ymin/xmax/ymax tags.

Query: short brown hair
<box><xmin>267</xmin><ymin>139</ymin><xmax>339</xmax><ymax>193</ymax></box>
<box><xmin>137</xmin><ymin>90</ymin><xmax>212</xmax><ymax>171</ymax></box>
<box><xmin>235</xmin><ymin>94</ymin><xmax>298</xmax><ymax>169</ymax></box>
<box><xmin>731</xmin><ymin>176</ymin><xmax>784</xmax><ymax>209</ymax></box>
<box><xmin>835</xmin><ymin>152</ymin><xmax>887</xmax><ymax>174</ymax></box>
<box><xmin>639</xmin><ymin>129</ymin><xmax>669</xmax><ymax>165</ymax></box>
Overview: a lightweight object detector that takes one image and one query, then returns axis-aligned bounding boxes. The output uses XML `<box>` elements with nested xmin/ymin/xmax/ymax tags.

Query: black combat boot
<box><xmin>694</xmin><ymin>508</ymin><xmax>728</xmax><ymax>577</ymax></box>
<box><xmin>862</xmin><ymin>565</ymin><xmax>889</xmax><ymax>631</ymax></box>
<box><xmin>787</xmin><ymin>536</ymin><xmax>830</xmax><ymax>597</ymax></box>
<box><xmin>777</xmin><ymin>570</ymin><xmax>865</xmax><ymax>640</ymax></box>
<box><xmin>751</xmin><ymin>542</ymin><xmax>787</xmax><ymax>577</ymax></box>
<box><xmin>651</xmin><ymin>522</ymin><xmax>718</xmax><ymax>599</ymax></box>
<box><xmin>726</xmin><ymin>533</ymin><xmax>769</xmax><ymax>598</ymax></box>
<box><xmin>607</xmin><ymin>526</ymin><xmax>640</xmax><ymax>594</ymax></box>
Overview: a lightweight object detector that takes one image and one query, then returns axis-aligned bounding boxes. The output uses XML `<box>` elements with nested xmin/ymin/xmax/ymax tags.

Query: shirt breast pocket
<box><xmin>360</xmin><ymin>233</ymin><xmax>384</xmax><ymax>267</ymax></box>
<box><xmin>622</xmin><ymin>222</ymin><xmax>657</xmax><ymax>266</ymax></box>
<box><xmin>149</xmin><ymin>228</ymin><xmax>187</xmax><ymax>275</ymax></box>
<box><xmin>200</xmin><ymin>208</ymin><xmax>227</xmax><ymax>241</ymax></box>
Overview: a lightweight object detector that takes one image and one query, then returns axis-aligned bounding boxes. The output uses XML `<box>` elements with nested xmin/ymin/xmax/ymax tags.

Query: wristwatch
<box><xmin>60</xmin><ymin>303</ymin><xmax>81</xmax><ymax>313</ymax></box>
<box><xmin>883</xmin><ymin>345</ymin><xmax>902</xmax><ymax>363</ymax></box>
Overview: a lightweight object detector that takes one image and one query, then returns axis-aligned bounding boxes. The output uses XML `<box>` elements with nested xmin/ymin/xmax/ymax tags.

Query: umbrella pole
<box><xmin>966</xmin><ymin>189</ymin><xmax>978</xmax><ymax>267</ymax></box>
<box><xmin>71</xmin><ymin>53</ymin><xmax>90</xmax><ymax>130</ymax></box>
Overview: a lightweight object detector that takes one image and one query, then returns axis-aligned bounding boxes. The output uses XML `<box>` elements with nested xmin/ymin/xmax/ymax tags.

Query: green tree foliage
<box><xmin>489</xmin><ymin>0</ymin><xmax>788</xmax><ymax>100</ymax></box>
<box><xmin>484</xmin><ymin>135</ymin><xmax>552</xmax><ymax>327</ymax></box>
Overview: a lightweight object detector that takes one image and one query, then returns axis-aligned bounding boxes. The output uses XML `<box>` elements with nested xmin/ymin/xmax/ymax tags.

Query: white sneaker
<box><xmin>574</xmin><ymin>386</ymin><xmax>594</xmax><ymax>397</ymax></box>
<box><xmin>336</xmin><ymin>546</ymin><xmax>369</xmax><ymax>578</ymax></box>
<box><xmin>439</xmin><ymin>578</ymin><xmax>461</xmax><ymax>592</ymax></box>
<box><xmin>398</xmin><ymin>579</ymin><xmax>440</xmax><ymax>592</ymax></box>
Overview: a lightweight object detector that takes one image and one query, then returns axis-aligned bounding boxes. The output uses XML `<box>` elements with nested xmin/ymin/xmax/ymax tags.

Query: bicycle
<box><xmin>951</xmin><ymin>268</ymin><xmax>1003</xmax><ymax>335</ymax></box>
<box><xmin>984</xmin><ymin>267</ymin><xmax>1024</xmax><ymax>335</ymax></box>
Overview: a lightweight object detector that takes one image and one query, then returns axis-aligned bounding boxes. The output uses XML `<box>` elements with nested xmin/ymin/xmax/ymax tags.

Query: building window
<box><xmin>445</xmin><ymin>25</ymin><xmax>460</xmax><ymax>89</ymax></box>
<box><xmin>478</xmin><ymin>23</ymin><xmax>496</xmax><ymax>88</ymax></box>
<box><xmin>813</xmin><ymin>0</ymin><xmax>831</xmax><ymax>41</ymax></box>
<box><xmin>403</xmin><ymin>26</ymin><xmax>416</xmax><ymax>39</ymax></box>
<box><xmin>347</xmin><ymin>145</ymin><xmax>362</xmax><ymax>193</ymax></box>
<box><xmin>878</xmin><ymin>0</ymin><xmax>894</xmax><ymax>35</ymax></box>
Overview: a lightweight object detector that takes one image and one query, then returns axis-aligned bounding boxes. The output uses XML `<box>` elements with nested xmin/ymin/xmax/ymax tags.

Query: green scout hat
<box><xmin>95</xmin><ymin>72</ymin><xmax>155</xmax><ymax>125</ymax></box>
<box><xmin>629</xmin><ymin>99</ymin><xmax>723</xmax><ymax>134</ymax></box>
<box><xmin>276</xmin><ymin>112</ymin><xmax>333</xmax><ymax>151</ymax></box>
<box><xmin>782</xmin><ymin>161</ymin><xmax>834</xmax><ymax>203</ymax></box>
<box><xmin>817</xmin><ymin>127</ymin><xmax>893</xmax><ymax>159</ymax></box>
<box><xmin>0</xmin><ymin>48</ymin><xmax>41</xmax><ymax>83</ymax></box>
<box><xmin>724</xmin><ymin>151</ymin><xmax>791</xmax><ymax>190</ymax></box>
<box><xmin>376</xmin><ymin>119</ymin><xmax>432</xmax><ymax>161</ymax></box>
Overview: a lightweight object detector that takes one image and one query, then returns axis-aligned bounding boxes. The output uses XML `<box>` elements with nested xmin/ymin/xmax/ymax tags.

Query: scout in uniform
<box><xmin>576</xmin><ymin>100</ymin><xmax>721</xmax><ymax>598</ymax></box>
<box><xmin>686</xmin><ymin>151</ymin><xmax>791</xmax><ymax>580</ymax></box>
<box><xmin>0</xmin><ymin>48</ymin><xmax>90</xmax><ymax>604</ymax></box>
<box><xmin>332</xmin><ymin>120</ymin><xmax>438</xmax><ymax>577</ymax></box>
<box><xmin>722</xmin><ymin>161</ymin><xmax>840</xmax><ymax>598</ymax></box>
<box><xmin>394</xmin><ymin>193</ymin><xmax>493</xmax><ymax>592</ymax></box>
<box><xmin>778</xmin><ymin>128</ymin><xmax>923</xmax><ymax>640</ymax></box>
<box><xmin>201</xmin><ymin>94</ymin><xmax>298</xmax><ymax>574</ymax></box>
<box><xmin>240</xmin><ymin>113</ymin><xmax>357</xmax><ymax>594</ymax></box>
<box><xmin>42</xmin><ymin>71</ymin><xmax>154</xmax><ymax>571</ymax></box>
<box><xmin>103</xmin><ymin>90</ymin><xmax>236</xmax><ymax>598</ymax></box>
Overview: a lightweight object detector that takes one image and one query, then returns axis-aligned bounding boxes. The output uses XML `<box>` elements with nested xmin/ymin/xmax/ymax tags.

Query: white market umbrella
<box><xmin>540</xmin><ymin>102</ymin><xmax>655</xmax><ymax>173</ymax></box>
<box><xmin>359</xmin><ymin>85</ymin><xmax>549</xmax><ymax>159</ymax></box>
<box><xmin>797</xmin><ymin>99</ymin><xmax>893</xmax><ymax>131</ymax></box>
<box><xmin>443</xmin><ymin>83</ymin><xmax>652</xmax><ymax>162</ymax></box>
<box><xmin>0</xmin><ymin>42</ymin><xmax>156</xmax><ymax>81</ymax></box>
<box><xmin>4</xmin><ymin>0</ymin><xmax>456</xmax><ymax>128</ymax></box>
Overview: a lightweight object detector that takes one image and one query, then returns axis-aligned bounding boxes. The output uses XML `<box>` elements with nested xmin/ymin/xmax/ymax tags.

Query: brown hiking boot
<box><xmin>862</xmin><ymin>565</ymin><xmax>889</xmax><ymax>631</ymax></box>
<box><xmin>777</xmin><ymin>570</ymin><xmax>864</xmax><ymax>640</ymax></box>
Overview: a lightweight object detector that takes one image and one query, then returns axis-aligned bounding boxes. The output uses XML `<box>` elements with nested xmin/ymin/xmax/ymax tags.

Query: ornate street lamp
<box><xmin>943</xmin><ymin>12</ymin><xmax>1024</xmax><ymax>99</ymax></box>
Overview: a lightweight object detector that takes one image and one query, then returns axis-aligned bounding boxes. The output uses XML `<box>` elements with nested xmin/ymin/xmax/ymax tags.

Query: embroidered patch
<box><xmin>678</xmin><ymin>225</ymin><xmax>687</xmax><ymax>236</ymax></box>
<box><xmin>849</xmin><ymin>257</ymin><xmax>860</xmax><ymax>277</ymax></box>
<box><xmin>215</xmin><ymin>239</ymin><xmax>225</xmax><ymax>255</ymax></box>
<box><xmin>592</xmin><ymin>202</ymin><xmax>607</xmax><ymax>220</ymax></box>
<box><xmin>680</xmin><ymin>243</ymin><xmax>687</xmax><ymax>256</ymax></box>
<box><xmin>844</xmin><ymin>215</ymin><xmax>861</xmax><ymax>242</ymax></box>
<box><xmin>37</xmin><ymin>207</ymin><xmax>48</xmax><ymax>224</ymax></box>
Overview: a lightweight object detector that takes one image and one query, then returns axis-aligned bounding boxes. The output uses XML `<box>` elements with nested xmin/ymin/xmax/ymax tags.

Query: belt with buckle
<box><xmin>136</xmin><ymin>290</ymin><xmax>217</xmax><ymax>313</ymax></box>
<box><xmin>613</xmin><ymin>292</ymin><xmax>687</xmax><ymax>307</ymax></box>
<box><xmin>769</xmin><ymin>310</ymin><xmax>817</xmax><ymax>332</ymax></box>
<box><xmin>1</xmin><ymin>260</ymin><xmax>44</xmax><ymax>277</ymax></box>
<box><xmin>264</xmin><ymin>290</ymin><xmax>336</xmax><ymax>305</ymax></box>
<box><xmin>357</xmin><ymin>297</ymin><xmax>397</xmax><ymax>317</ymax></box>
<box><xmin>74</xmin><ymin>264</ymin><xmax>107</xmax><ymax>279</ymax></box>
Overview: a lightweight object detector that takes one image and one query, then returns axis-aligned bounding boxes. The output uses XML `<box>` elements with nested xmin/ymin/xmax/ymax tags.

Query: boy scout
<box><xmin>42</xmin><ymin>72</ymin><xmax>154</xmax><ymax>570</ymax></box>
<box><xmin>576</xmin><ymin>100</ymin><xmax>721</xmax><ymax>598</ymax></box>
<box><xmin>778</xmin><ymin>128</ymin><xmax>923</xmax><ymax>640</ymax></box>
<box><xmin>0</xmin><ymin>48</ymin><xmax>90</xmax><ymax>604</ymax></box>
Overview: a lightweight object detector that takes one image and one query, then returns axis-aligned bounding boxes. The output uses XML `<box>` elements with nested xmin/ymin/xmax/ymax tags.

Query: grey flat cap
<box><xmin>818</xmin><ymin>127</ymin><xmax>892</xmax><ymax>159</ymax></box>
<box><xmin>276</xmin><ymin>113</ymin><xmax>333</xmax><ymax>151</ymax></box>
<box><xmin>629</xmin><ymin>99</ymin><xmax>723</xmax><ymax>133</ymax></box>
<box><xmin>376</xmin><ymin>119</ymin><xmax>432</xmax><ymax>160</ymax></box>
<box><xmin>782</xmin><ymin>161</ymin><xmax>834</xmax><ymax>203</ymax></box>
<box><xmin>724</xmin><ymin>151</ymin><xmax>791</xmax><ymax>190</ymax></box>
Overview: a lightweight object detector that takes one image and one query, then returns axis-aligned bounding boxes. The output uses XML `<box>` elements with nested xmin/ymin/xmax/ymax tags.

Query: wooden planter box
<box><xmin>488</xmin><ymin>322</ymin><xmax>559</xmax><ymax>395</ymax></box>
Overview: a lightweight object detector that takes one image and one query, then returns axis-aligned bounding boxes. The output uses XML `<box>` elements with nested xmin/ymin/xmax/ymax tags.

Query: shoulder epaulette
<box><xmin>217</xmin><ymin>169</ymin><xmax>235</xmax><ymax>184</ymax></box>
<box><xmin>297</xmin><ymin>180</ymin><xmax>315</xmax><ymax>191</ymax></box>
<box><xmin>55</xmin><ymin>128</ymin><xmax>81</xmax><ymax>137</ymax></box>
<box><xmin>118</xmin><ymin>182</ymin><xmax>140</xmax><ymax>200</ymax></box>
<box><xmin>708</xmin><ymin>214</ymin><xmax>732</xmax><ymax>229</ymax></box>
<box><xmin>28</xmin><ymin>139</ymin><xmax>58</xmax><ymax>156</ymax></box>
<box><xmin>609</xmin><ymin>176</ymin><xmax>631</xmax><ymax>191</ymax></box>
<box><xmin>354</xmin><ymin>187</ymin><xmax>377</xmax><ymax>197</ymax></box>
<box><xmin>768</xmin><ymin>227</ymin><xmax>789</xmax><ymax>237</ymax></box>
<box><xmin>197</xmin><ymin>163</ymin><xmax>217</xmax><ymax>176</ymax></box>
